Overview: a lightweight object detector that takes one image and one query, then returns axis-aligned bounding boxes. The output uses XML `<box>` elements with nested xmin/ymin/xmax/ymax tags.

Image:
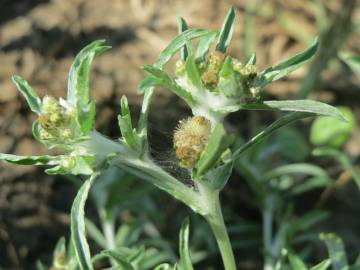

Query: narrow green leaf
<box><xmin>177</xmin><ymin>17</ymin><xmax>190</xmax><ymax>60</ymax></box>
<box><xmin>233</xmin><ymin>112</ymin><xmax>313</xmax><ymax>159</ymax></box>
<box><xmin>320</xmin><ymin>233</ymin><xmax>348</xmax><ymax>270</ymax></box>
<box><xmin>154</xmin><ymin>264</ymin><xmax>173</xmax><ymax>270</ymax></box>
<box><xmin>67</xmin><ymin>40</ymin><xmax>110</xmax><ymax>106</ymax></box>
<box><xmin>141</xmin><ymin>65</ymin><xmax>196</xmax><ymax>106</ymax></box>
<box><xmin>195</xmin><ymin>124</ymin><xmax>234</xmax><ymax>176</ymax></box>
<box><xmin>339</xmin><ymin>52</ymin><xmax>360</xmax><ymax>78</ymax></box>
<box><xmin>265</xmin><ymin>163</ymin><xmax>328</xmax><ymax>180</ymax></box>
<box><xmin>71</xmin><ymin>174</ymin><xmax>99</xmax><ymax>270</ymax></box>
<box><xmin>0</xmin><ymin>153</ymin><xmax>62</xmax><ymax>166</ymax></box>
<box><xmin>313</xmin><ymin>147</ymin><xmax>360</xmax><ymax>190</ymax></box>
<box><xmin>310</xmin><ymin>259</ymin><xmax>331</xmax><ymax>270</ymax></box>
<box><xmin>179</xmin><ymin>218</ymin><xmax>194</xmax><ymax>270</ymax></box>
<box><xmin>155</xmin><ymin>29</ymin><xmax>215</xmax><ymax>68</ymax></box>
<box><xmin>216</xmin><ymin>7</ymin><xmax>236</xmax><ymax>53</ymax></box>
<box><xmin>246</xmin><ymin>53</ymin><xmax>257</xmax><ymax>65</ymax></box>
<box><xmin>118</xmin><ymin>96</ymin><xmax>137</xmax><ymax>146</ymax></box>
<box><xmin>185</xmin><ymin>55</ymin><xmax>203</xmax><ymax>89</ymax></box>
<box><xmin>196</xmin><ymin>31</ymin><xmax>218</xmax><ymax>61</ymax></box>
<box><xmin>12</xmin><ymin>75</ymin><xmax>42</xmax><ymax>114</ymax></box>
<box><xmin>85</xmin><ymin>219</ymin><xmax>107</xmax><ymax>249</ymax></box>
<box><xmin>288</xmin><ymin>254</ymin><xmax>308</xmax><ymax>270</ymax></box>
<box><xmin>258</xmin><ymin>38</ymin><xmax>319</xmax><ymax>86</ymax></box>
<box><xmin>36</xmin><ymin>261</ymin><xmax>48</xmax><ymax>270</ymax></box>
<box><xmin>203</xmin><ymin>161</ymin><xmax>233</xmax><ymax>191</ymax></box>
<box><xmin>137</xmin><ymin>87</ymin><xmax>154</xmax><ymax>154</ymax></box>
<box><xmin>101</xmin><ymin>250</ymin><xmax>135</xmax><ymax>270</ymax></box>
<box><xmin>78</xmin><ymin>100</ymin><xmax>96</xmax><ymax>134</ymax></box>
<box><xmin>243</xmin><ymin>100</ymin><xmax>346</xmax><ymax>121</ymax></box>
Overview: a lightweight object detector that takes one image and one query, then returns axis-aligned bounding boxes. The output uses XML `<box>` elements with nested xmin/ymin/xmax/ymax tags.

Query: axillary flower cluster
<box><xmin>36</xmin><ymin>96</ymin><xmax>81</xmax><ymax>145</ymax></box>
<box><xmin>174</xmin><ymin>115</ymin><xmax>212</xmax><ymax>168</ymax></box>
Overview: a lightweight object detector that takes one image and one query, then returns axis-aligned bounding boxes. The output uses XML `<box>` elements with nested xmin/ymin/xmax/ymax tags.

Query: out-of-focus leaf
<box><xmin>101</xmin><ymin>250</ymin><xmax>135</xmax><ymax>270</ymax></box>
<box><xmin>310</xmin><ymin>106</ymin><xmax>355</xmax><ymax>148</ymax></box>
<box><xmin>320</xmin><ymin>233</ymin><xmax>348</xmax><ymax>270</ymax></box>
<box><xmin>265</xmin><ymin>163</ymin><xmax>327</xmax><ymax>180</ymax></box>
<box><xmin>243</xmin><ymin>100</ymin><xmax>346</xmax><ymax>121</ymax></box>
<box><xmin>339</xmin><ymin>52</ymin><xmax>360</xmax><ymax>78</ymax></box>
<box><xmin>288</xmin><ymin>254</ymin><xmax>308</xmax><ymax>270</ymax></box>
<box><xmin>257</xmin><ymin>38</ymin><xmax>319</xmax><ymax>86</ymax></box>
<box><xmin>216</xmin><ymin>7</ymin><xmax>236</xmax><ymax>53</ymax></box>
<box><xmin>71</xmin><ymin>174</ymin><xmax>98</xmax><ymax>270</ymax></box>
<box><xmin>310</xmin><ymin>259</ymin><xmax>331</xmax><ymax>270</ymax></box>
<box><xmin>313</xmin><ymin>147</ymin><xmax>360</xmax><ymax>190</ymax></box>
<box><xmin>179</xmin><ymin>218</ymin><xmax>194</xmax><ymax>270</ymax></box>
<box><xmin>85</xmin><ymin>219</ymin><xmax>107</xmax><ymax>249</ymax></box>
<box><xmin>12</xmin><ymin>75</ymin><xmax>42</xmax><ymax>114</ymax></box>
<box><xmin>36</xmin><ymin>261</ymin><xmax>48</xmax><ymax>270</ymax></box>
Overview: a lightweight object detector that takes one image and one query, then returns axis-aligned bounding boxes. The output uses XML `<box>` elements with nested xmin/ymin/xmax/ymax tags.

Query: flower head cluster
<box><xmin>36</xmin><ymin>96</ymin><xmax>81</xmax><ymax>145</ymax></box>
<box><xmin>174</xmin><ymin>116</ymin><xmax>212</xmax><ymax>168</ymax></box>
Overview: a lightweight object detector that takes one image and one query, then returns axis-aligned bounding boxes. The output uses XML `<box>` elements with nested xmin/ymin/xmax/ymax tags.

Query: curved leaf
<box><xmin>320</xmin><ymin>233</ymin><xmax>348</xmax><ymax>270</ymax></box>
<box><xmin>0</xmin><ymin>153</ymin><xmax>62</xmax><ymax>166</ymax></box>
<box><xmin>258</xmin><ymin>38</ymin><xmax>319</xmax><ymax>86</ymax></box>
<box><xmin>155</xmin><ymin>29</ymin><xmax>215</xmax><ymax>68</ymax></box>
<box><xmin>243</xmin><ymin>100</ymin><xmax>346</xmax><ymax>121</ymax></box>
<box><xmin>179</xmin><ymin>218</ymin><xmax>193</xmax><ymax>270</ymax></box>
<box><xmin>12</xmin><ymin>75</ymin><xmax>42</xmax><ymax>114</ymax></box>
<box><xmin>71</xmin><ymin>173</ymin><xmax>99</xmax><ymax>270</ymax></box>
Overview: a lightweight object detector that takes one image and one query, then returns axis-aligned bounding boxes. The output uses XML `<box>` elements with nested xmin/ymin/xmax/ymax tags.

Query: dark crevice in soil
<box><xmin>1</xmin><ymin>25</ymin><xmax>136</xmax><ymax>59</ymax></box>
<box><xmin>0</xmin><ymin>0</ymin><xmax>50</xmax><ymax>25</ymax></box>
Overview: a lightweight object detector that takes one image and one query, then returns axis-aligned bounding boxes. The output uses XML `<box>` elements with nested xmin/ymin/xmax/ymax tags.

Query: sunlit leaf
<box><xmin>216</xmin><ymin>7</ymin><xmax>236</xmax><ymax>53</ymax></box>
<box><xmin>12</xmin><ymin>75</ymin><xmax>42</xmax><ymax>114</ymax></box>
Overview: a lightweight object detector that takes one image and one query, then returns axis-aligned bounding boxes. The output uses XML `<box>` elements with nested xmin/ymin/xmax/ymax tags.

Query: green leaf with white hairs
<box><xmin>288</xmin><ymin>254</ymin><xmax>308</xmax><ymax>270</ymax></box>
<box><xmin>12</xmin><ymin>75</ymin><xmax>42</xmax><ymax>114</ymax></box>
<box><xmin>71</xmin><ymin>174</ymin><xmax>98</xmax><ymax>270</ymax></box>
<box><xmin>179</xmin><ymin>218</ymin><xmax>194</xmax><ymax>270</ymax></box>
<box><xmin>141</xmin><ymin>65</ymin><xmax>196</xmax><ymax>106</ymax></box>
<box><xmin>118</xmin><ymin>95</ymin><xmax>137</xmax><ymax>146</ymax></box>
<box><xmin>216</xmin><ymin>6</ymin><xmax>236</xmax><ymax>53</ymax></box>
<box><xmin>137</xmin><ymin>86</ymin><xmax>154</xmax><ymax>154</ymax></box>
<box><xmin>219</xmin><ymin>56</ymin><xmax>240</xmax><ymax>97</ymax></box>
<box><xmin>155</xmin><ymin>29</ymin><xmax>215</xmax><ymax>68</ymax></box>
<box><xmin>242</xmin><ymin>100</ymin><xmax>346</xmax><ymax>121</ymax></box>
<box><xmin>246</xmin><ymin>53</ymin><xmax>257</xmax><ymax>65</ymax></box>
<box><xmin>67</xmin><ymin>40</ymin><xmax>110</xmax><ymax>106</ymax></box>
<box><xmin>339</xmin><ymin>52</ymin><xmax>360</xmax><ymax>78</ymax></box>
<box><xmin>257</xmin><ymin>38</ymin><xmax>319</xmax><ymax>87</ymax></box>
<box><xmin>0</xmin><ymin>153</ymin><xmax>63</xmax><ymax>166</ymax></box>
<box><xmin>195</xmin><ymin>124</ymin><xmax>234</xmax><ymax>177</ymax></box>
<box><xmin>196</xmin><ymin>31</ymin><xmax>218</xmax><ymax>61</ymax></box>
<box><xmin>185</xmin><ymin>55</ymin><xmax>203</xmax><ymax>89</ymax></box>
<box><xmin>310</xmin><ymin>259</ymin><xmax>331</xmax><ymax>270</ymax></box>
<box><xmin>177</xmin><ymin>17</ymin><xmax>191</xmax><ymax>61</ymax></box>
<box><xmin>320</xmin><ymin>233</ymin><xmax>348</xmax><ymax>270</ymax></box>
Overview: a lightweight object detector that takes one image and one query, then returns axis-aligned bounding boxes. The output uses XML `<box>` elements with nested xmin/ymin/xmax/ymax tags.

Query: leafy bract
<box><xmin>12</xmin><ymin>75</ymin><xmax>42</xmax><ymax>114</ymax></box>
<box><xmin>216</xmin><ymin>7</ymin><xmax>236</xmax><ymax>53</ymax></box>
<box><xmin>179</xmin><ymin>218</ymin><xmax>194</xmax><ymax>270</ymax></box>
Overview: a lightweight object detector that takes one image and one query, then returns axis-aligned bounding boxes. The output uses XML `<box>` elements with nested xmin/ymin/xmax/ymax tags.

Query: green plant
<box><xmin>0</xmin><ymin>7</ymin><xmax>352</xmax><ymax>270</ymax></box>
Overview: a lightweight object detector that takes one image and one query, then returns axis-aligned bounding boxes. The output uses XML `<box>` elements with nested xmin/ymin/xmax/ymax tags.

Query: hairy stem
<box><xmin>198</xmin><ymin>183</ymin><xmax>236</xmax><ymax>270</ymax></box>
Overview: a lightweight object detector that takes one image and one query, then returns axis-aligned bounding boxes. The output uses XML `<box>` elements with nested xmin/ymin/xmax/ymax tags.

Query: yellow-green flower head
<box><xmin>37</xmin><ymin>96</ymin><xmax>80</xmax><ymax>143</ymax></box>
<box><xmin>174</xmin><ymin>116</ymin><xmax>212</xmax><ymax>168</ymax></box>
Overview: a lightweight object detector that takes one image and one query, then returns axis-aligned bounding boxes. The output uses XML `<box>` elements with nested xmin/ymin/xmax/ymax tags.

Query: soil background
<box><xmin>1</xmin><ymin>0</ymin><xmax>360</xmax><ymax>269</ymax></box>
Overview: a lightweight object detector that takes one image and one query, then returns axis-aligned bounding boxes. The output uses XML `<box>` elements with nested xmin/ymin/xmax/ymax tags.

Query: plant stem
<box><xmin>198</xmin><ymin>183</ymin><xmax>236</xmax><ymax>270</ymax></box>
<box><xmin>263</xmin><ymin>207</ymin><xmax>274</xmax><ymax>270</ymax></box>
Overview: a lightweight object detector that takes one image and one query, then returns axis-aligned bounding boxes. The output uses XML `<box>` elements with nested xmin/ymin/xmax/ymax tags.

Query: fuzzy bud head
<box><xmin>173</xmin><ymin>116</ymin><xmax>212</xmax><ymax>168</ymax></box>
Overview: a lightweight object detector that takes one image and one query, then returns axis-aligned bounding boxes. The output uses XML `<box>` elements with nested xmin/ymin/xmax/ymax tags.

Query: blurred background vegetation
<box><xmin>0</xmin><ymin>0</ymin><xmax>359</xmax><ymax>269</ymax></box>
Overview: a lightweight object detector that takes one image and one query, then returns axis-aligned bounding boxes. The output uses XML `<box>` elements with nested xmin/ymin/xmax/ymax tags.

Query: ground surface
<box><xmin>0</xmin><ymin>0</ymin><xmax>360</xmax><ymax>269</ymax></box>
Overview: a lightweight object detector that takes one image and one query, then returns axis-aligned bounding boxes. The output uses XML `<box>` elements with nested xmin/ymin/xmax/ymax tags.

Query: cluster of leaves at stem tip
<box><xmin>0</xmin><ymin>5</ymin><xmax>350</xmax><ymax>270</ymax></box>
